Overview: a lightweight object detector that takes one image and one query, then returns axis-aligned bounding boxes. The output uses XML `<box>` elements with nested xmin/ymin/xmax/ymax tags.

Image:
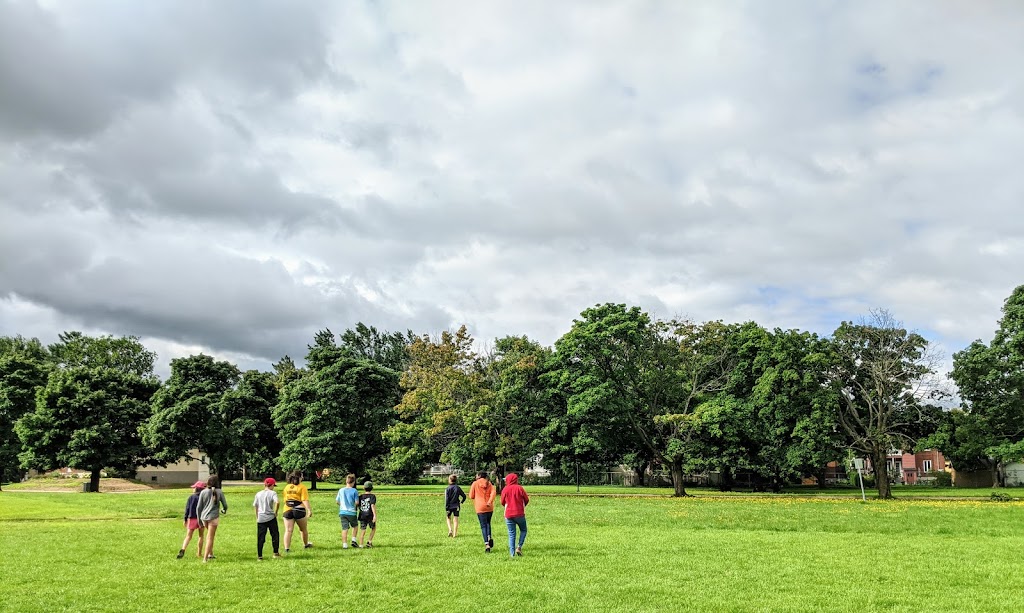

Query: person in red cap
<box><xmin>177</xmin><ymin>480</ymin><xmax>207</xmax><ymax>559</ymax></box>
<box><xmin>253</xmin><ymin>477</ymin><xmax>281</xmax><ymax>560</ymax></box>
<box><xmin>499</xmin><ymin>473</ymin><xmax>530</xmax><ymax>557</ymax></box>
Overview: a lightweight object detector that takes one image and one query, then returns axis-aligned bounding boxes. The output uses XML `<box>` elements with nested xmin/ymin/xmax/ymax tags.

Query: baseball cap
<box><xmin>264</xmin><ymin>477</ymin><xmax>277</xmax><ymax>487</ymax></box>
<box><xmin>363</xmin><ymin>480</ymin><xmax>373</xmax><ymax>491</ymax></box>
<box><xmin>192</xmin><ymin>481</ymin><xmax>206</xmax><ymax>489</ymax></box>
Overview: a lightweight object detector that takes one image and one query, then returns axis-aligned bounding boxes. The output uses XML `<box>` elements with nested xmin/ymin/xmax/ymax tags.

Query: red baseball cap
<box><xmin>264</xmin><ymin>477</ymin><xmax>277</xmax><ymax>487</ymax></box>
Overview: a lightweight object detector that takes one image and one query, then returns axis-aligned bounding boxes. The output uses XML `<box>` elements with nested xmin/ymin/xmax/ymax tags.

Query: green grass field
<box><xmin>1</xmin><ymin>484</ymin><xmax>1023</xmax><ymax>612</ymax></box>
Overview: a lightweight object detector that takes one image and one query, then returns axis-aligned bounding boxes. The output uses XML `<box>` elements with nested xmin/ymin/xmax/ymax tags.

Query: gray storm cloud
<box><xmin>1</xmin><ymin>0</ymin><xmax>1022</xmax><ymax>377</ymax></box>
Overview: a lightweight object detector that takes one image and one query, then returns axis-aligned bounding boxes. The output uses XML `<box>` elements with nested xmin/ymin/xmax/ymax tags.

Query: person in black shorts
<box><xmin>357</xmin><ymin>481</ymin><xmax>377</xmax><ymax>548</ymax></box>
<box><xmin>444</xmin><ymin>474</ymin><xmax>466</xmax><ymax>537</ymax></box>
<box><xmin>282</xmin><ymin>471</ymin><xmax>312</xmax><ymax>552</ymax></box>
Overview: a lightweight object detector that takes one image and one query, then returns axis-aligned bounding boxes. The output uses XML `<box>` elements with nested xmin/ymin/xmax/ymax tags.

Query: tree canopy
<box><xmin>16</xmin><ymin>333</ymin><xmax>159</xmax><ymax>492</ymax></box>
<box><xmin>828</xmin><ymin>310</ymin><xmax>944</xmax><ymax>498</ymax></box>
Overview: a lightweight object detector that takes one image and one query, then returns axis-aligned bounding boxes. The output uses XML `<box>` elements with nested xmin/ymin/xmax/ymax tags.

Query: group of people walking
<box><xmin>176</xmin><ymin>471</ymin><xmax>528</xmax><ymax>561</ymax></box>
<box><xmin>446</xmin><ymin>472</ymin><xmax>530</xmax><ymax>557</ymax></box>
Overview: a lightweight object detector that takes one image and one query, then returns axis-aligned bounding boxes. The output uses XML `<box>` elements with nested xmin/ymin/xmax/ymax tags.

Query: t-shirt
<box><xmin>283</xmin><ymin>483</ymin><xmax>309</xmax><ymax>509</ymax></box>
<box><xmin>253</xmin><ymin>489</ymin><xmax>279</xmax><ymax>523</ymax></box>
<box><xmin>336</xmin><ymin>486</ymin><xmax>359</xmax><ymax>516</ymax></box>
<box><xmin>197</xmin><ymin>487</ymin><xmax>228</xmax><ymax>522</ymax></box>
<box><xmin>358</xmin><ymin>493</ymin><xmax>377</xmax><ymax>522</ymax></box>
<box><xmin>184</xmin><ymin>493</ymin><xmax>201</xmax><ymax>520</ymax></box>
<box><xmin>445</xmin><ymin>484</ymin><xmax>466</xmax><ymax>511</ymax></box>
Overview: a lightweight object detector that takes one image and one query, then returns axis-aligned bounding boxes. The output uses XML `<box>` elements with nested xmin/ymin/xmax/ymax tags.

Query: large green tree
<box><xmin>827</xmin><ymin>310</ymin><xmax>944</xmax><ymax>499</ymax></box>
<box><xmin>219</xmin><ymin>370</ymin><xmax>282</xmax><ymax>476</ymax></box>
<box><xmin>448</xmin><ymin>335</ymin><xmax>555</xmax><ymax>479</ymax></box>
<box><xmin>16</xmin><ymin>333</ymin><xmax>159</xmax><ymax>492</ymax></box>
<box><xmin>275</xmin><ymin>328</ymin><xmax>402</xmax><ymax>486</ymax></box>
<box><xmin>707</xmin><ymin>325</ymin><xmax>844</xmax><ymax>491</ymax></box>
<box><xmin>0</xmin><ymin>336</ymin><xmax>50</xmax><ymax>488</ymax></box>
<box><xmin>553</xmin><ymin>304</ymin><xmax>737</xmax><ymax>496</ymax></box>
<box><xmin>939</xmin><ymin>285</ymin><xmax>1024</xmax><ymax>484</ymax></box>
<box><xmin>383</xmin><ymin>326</ymin><xmax>483</xmax><ymax>483</ymax></box>
<box><xmin>143</xmin><ymin>354</ymin><xmax>242</xmax><ymax>473</ymax></box>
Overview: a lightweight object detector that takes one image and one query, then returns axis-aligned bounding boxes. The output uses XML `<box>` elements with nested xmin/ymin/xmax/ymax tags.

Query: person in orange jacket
<box><xmin>468</xmin><ymin>471</ymin><xmax>497</xmax><ymax>552</ymax></box>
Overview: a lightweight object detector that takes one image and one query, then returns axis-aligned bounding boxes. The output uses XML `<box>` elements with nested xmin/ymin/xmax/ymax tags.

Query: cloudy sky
<box><xmin>1</xmin><ymin>1</ymin><xmax>1022</xmax><ymax>379</ymax></box>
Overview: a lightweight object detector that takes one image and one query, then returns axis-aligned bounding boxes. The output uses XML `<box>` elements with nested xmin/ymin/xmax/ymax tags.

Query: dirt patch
<box><xmin>5</xmin><ymin>478</ymin><xmax>159</xmax><ymax>493</ymax></box>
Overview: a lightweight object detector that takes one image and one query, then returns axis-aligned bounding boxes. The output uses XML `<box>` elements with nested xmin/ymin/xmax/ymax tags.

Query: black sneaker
<box><xmin>485</xmin><ymin>545</ymin><xmax>491</xmax><ymax>553</ymax></box>
<box><xmin>365</xmin><ymin>542</ymin><xmax>373</xmax><ymax>548</ymax></box>
<box><xmin>285</xmin><ymin>548</ymin><xmax>290</xmax><ymax>553</ymax></box>
<box><xmin>304</xmin><ymin>543</ymin><xmax>314</xmax><ymax>549</ymax></box>
<box><xmin>488</xmin><ymin>537</ymin><xmax>494</xmax><ymax>549</ymax></box>
<box><xmin>257</xmin><ymin>557</ymin><xmax>263</xmax><ymax>561</ymax></box>
<box><xmin>515</xmin><ymin>547</ymin><xmax>522</xmax><ymax>557</ymax></box>
<box><xmin>350</xmin><ymin>540</ymin><xmax>359</xmax><ymax>548</ymax></box>
<box><xmin>176</xmin><ymin>549</ymin><xmax>185</xmax><ymax>559</ymax></box>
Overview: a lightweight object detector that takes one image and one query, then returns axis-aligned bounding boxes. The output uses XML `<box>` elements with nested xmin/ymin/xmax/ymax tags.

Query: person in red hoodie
<box><xmin>499</xmin><ymin>473</ymin><xmax>529</xmax><ymax>557</ymax></box>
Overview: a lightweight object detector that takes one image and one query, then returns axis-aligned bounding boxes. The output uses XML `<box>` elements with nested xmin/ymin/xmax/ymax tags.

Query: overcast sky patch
<box><xmin>1</xmin><ymin>1</ymin><xmax>1022</xmax><ymax>384</ymax></box>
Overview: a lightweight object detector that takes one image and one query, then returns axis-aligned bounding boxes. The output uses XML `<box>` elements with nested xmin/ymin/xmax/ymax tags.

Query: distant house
<box><xmin>863</xmin><ymin>449</ymin><xmax>948</xmax><ymax>485</ymax></box>
<box><xmin>135</xmin><ymin>450</ymin><xmax>210</xmax><ymax>485</ymax></box>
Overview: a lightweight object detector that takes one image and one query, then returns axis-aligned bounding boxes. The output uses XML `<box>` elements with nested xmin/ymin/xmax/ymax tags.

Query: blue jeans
<box><xmin>505</xmin><ymin>516</ymin><xmax>527</xmax><ymax>555</ymax></box>
<box><xmin>477</xmin><ymin>512</ymin><xmax>493</xmax><ymax>544</ymax></box>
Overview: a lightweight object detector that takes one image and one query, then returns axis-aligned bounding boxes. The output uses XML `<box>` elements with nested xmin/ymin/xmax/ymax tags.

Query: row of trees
<box><xmin>2</xmin><ymin>287</ymin><xmax>1022</xmax><ymax>497</ymax></box>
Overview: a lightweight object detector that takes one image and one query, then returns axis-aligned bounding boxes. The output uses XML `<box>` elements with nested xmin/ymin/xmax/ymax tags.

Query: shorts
<box><xmin>339</xmin><ymin>514</ymin><xmax>358</xmax><ymax>530</ymax></box>
<box><xmin>187</xmin><ymin>518</ymin><xmax>201</xmax><ymax>531</ymax></box>
<box><xmin>201</xmin><ymin>517</ymin><xmax>220</xmax><ymax>528</ymax></box>
<box><xmin>284</xmin><ymin>508</ymin><xmax>307</xmax><ymax>521</ymax></box>
<box><xmin>359</xmin><ymin>519</ymin><xmax>376</xmax><ymax>530</ymax></box>
<box><xmin>446</xmin><ymin>509</ymin><xmax>460</xmax><ymax>518</ymax></box>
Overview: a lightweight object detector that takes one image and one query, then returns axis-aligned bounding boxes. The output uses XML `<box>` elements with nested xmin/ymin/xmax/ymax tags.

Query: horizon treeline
<box><xmin>2</xmin><ymin>285</ymin><xmax>1022</xmax><ymax>498</ymax></box>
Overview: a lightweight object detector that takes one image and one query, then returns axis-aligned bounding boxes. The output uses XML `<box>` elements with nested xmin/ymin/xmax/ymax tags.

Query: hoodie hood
<box><xmin>505</xmin><ymin>473</ymin><xmax>519</xmax><ymax>485</ymax></box>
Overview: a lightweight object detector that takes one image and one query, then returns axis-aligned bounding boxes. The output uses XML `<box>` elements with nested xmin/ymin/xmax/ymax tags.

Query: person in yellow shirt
<box><xmin>282</xmin><ymin>471</ymin><xmax>313</xmax><ymax>552</ymax></box>
<box><xmin>468</xmin><ymin>471</ymin><xmax>497</xmax><ymax>553</ymax></box>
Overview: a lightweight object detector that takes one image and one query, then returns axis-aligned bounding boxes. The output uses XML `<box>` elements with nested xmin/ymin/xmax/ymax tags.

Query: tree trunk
<box><xmin>719</xmin><ymin>467</ymin><xmax>734</xmax><ymax>492</ymax></box>
<box><xmin>871</xmin><ymin>448</ymin><xmax>892</xmax><ymax>499</ymax></box>
<box><xmin>815</xmin><ymin>469</ymin><xmax>827</xmax><ymax>489</ymax></box>
<box><xmin>670</xmin><ymin>460</ymin><xmax>688</xmax><ymax>497</ymax></box>
<box><xmin>89</xmin><ymin>468</ymin><xmax>101</xmax><ymax>493</ymax></box>
<box><xmin>495</xmin><ymin>463</ymin><xmax>505</xmax><ymax>494</ymax></box>
<box><xmin>633</xmin><ymin>460</ymin><xmax>648</xmax><ymax>487</ymax></box>
<box><xmin>310</xmin><ymin>469</ymin><xmax>318</xmax><ymax>491</ymax></box>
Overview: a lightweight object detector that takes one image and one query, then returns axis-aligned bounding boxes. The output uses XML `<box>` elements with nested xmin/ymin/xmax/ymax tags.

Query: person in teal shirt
<box><xmin>335</xmin><ymin>473</ymin><xmax>360</xmax><ymax>548</ymax></box>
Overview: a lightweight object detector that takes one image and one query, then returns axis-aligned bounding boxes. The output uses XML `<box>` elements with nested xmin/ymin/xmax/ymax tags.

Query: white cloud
<box><xmin>1</xmin><ymin>0</ymin><xmax>1022</xmax><ymax>384</ymax></box>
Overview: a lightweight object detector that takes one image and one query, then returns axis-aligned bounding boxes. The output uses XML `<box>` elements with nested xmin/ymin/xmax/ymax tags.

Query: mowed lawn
<box><xmin>1</xmin><ymin>485</ymin><xmax>1022</xmax><ymax>612</ymax></box>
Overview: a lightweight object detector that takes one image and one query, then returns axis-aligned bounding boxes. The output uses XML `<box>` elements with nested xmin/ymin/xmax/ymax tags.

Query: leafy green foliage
<box><xmin>827</xmin><ymin>310</ymin><xmax>944</xmax><ymax>498</ymax></box>
<box><xmin>275</xmin><ymin>328</ymin><xmax>401</xmax><ymax>479</ymax></box>
<box><xmin>143</xmin><ymin>354</ymin><xmax>242</xmax><ymax>473</ymax></box>
<box><xmin>383</xmin><ymin>326</ymin><xmax>484</xmax><ymax>482</ymax></box>
<box><xmin>219</xmin><ymin>370</ymin><xmax>282</xmax><ymax>475</ymax></box>
<box><xmin>0</xmin><ymin>336</ymin><xmax>50</xmax><ymax>485</ymax></box>
<box><xmin>552</xmin><ymin>304</ymin><xmax>738</xmax><ymax>496</ymax></box>
<box><xmin>941</xmin><ymin>285</ymin><xmax>1024</xmax><ymax>482</ymax></box>
<box><xmin>447</xmin><ymin>335</ymin><xmax>555</xmax><ymax>476</ymax></box>
<box><xmin>15</xmin><ymin>333</ymin><xmax>159</xmax><ymax>491</ymax></box>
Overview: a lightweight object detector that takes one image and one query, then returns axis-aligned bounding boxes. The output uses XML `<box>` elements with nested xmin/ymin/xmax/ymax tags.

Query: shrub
<box><xmin>989</xmin><ymin>492</ymin><xmax>1013</xmax><ymax>502</ymax></box>
<box><xmin>849</xmin><ymin>472</ymin><xmax>875</xmax><ymax>488</ymax></box>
